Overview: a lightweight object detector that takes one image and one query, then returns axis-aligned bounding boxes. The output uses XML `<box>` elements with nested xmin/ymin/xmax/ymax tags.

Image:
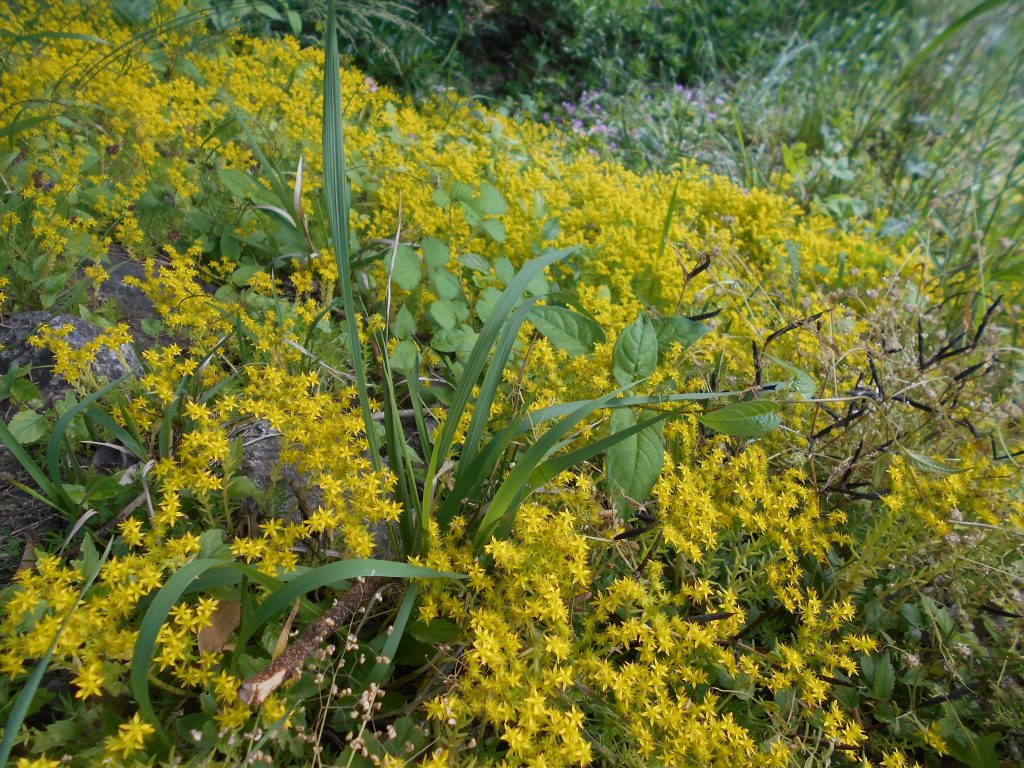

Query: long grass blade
<box><xmin>421</xmin><ymin>247</ymin><xmax>575</xmax><ymax>530</ymax></box>
<box><xmin>324</xmin><ymin>0</ymin><xmax>382</xmax><ymax>471</ymax></box>
<box><xmin>235</xmin><ymin>559</ymin><xmax>461</xmax><ymax>652</ymax></box>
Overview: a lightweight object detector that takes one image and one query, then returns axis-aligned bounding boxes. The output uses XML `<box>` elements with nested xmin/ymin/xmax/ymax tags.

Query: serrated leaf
<box><xmin>475</xmin><ymin>287</ymin><xmax>502</xmax><ymax>323</ymax></box>
<box><xmin>431</xmin><ymin>188</ymin><xmax>450</xmax><ymax>208</ymax></box>
<box><xmin>389</xmin><ymin>340</ymin><xmax>418</xmax><ymax>372</ymax></box>
<box><xmin>612</xmin><ymin>314</ymin><xmax>657</xmax><ymax>387</ymax></box>
<box><xmin>218</xmin><ymin>168</ymin><xmax>255</xmax><ymax>199</ymax></box>
<box><xmin>460</xmin><ymin>200</ymin><xmax>483</xmax><ymax>227</ymax></box>
<box><xmin>477</xmin><ymin>183</ymin><xmax>507</xmax><ymax>215</ymax></box>
<box><xmin>420</xmin><ymin>237</ymin><xmax>449</xmax><ymax>269</ymax></box>
<box><xmin>528</xmin><ymin>306</ymin><xmax>603</xmax><ymax>355</ymax></box>
<box><xmin>480</xmin><ymin>218</ymin><xmax>506</xmax><ymax>243</ymax></box>
<box><xmin>393</xmin><ymin>306</ymin><xmax>416</xmax><ymax>340</ymax></box>
<box><xmin>459</xmin><ymin>252</ymin><xmax>491</xmax><ymax>273</ymax></box>
<box><xmin>7</xmin><ymin>410</ymin><xmax>47</xmax><ymax>444</ymax></box>
<box><xmin>606</xmin><ymin>408</ymin><xmax>664</xmax><ymax>510</ymax></box>
<box><xmin>429</xmin><ymin>299</ymin><xmax>458</xmax><ymax>330</ymax></box>
<box><xmin>696</xmin><ymin>400</ymin><xmax>781</xmax><ymax>438</ymax></box>
<box><xmin>449</xmin><ymin>181</ymin><xmax>473</xmax><ymax>203</ymax></box>
<box><xmin>428</xmin><ymin>268</ymin><xmax>462</xmax><ymax>300</ymax></box>
<box><xmin>653</xmin><ymin>316</ymin><xmax>711</xmax><ymax>357</ymax></box>
<box><xmin>766</xmin><ymin>354</ymin><xmax>816</xmax><ymax>399</ymax></box>
<box><xmin>431</xmin><ymin>327</ymin><xmax>478</xmax><ymax>356</ymax></box>
<box><xmin>493</xmin><ymin>257</ymin><xmax>515</xmax><ymax>287</ymax></box>
<box><xmin>899</xmin><ymin>448</ymin><xmax>966</xmax><ymax>475</ymax></box>
<box><xmin>390</xmin><ymin>244</ymin><xmax>421</xmax><ymax>291</ymax></box>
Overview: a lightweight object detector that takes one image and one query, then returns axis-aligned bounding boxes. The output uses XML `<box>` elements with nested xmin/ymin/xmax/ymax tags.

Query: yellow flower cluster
<box><xmin>0</xmin><ymin>1</ymin><xmax>1020</xmax><ymax>766</ymax></box>
<box><xmin>28</xmin><ymin>321</ymin><xmax>133</xmax><ymax>392</ymax></box>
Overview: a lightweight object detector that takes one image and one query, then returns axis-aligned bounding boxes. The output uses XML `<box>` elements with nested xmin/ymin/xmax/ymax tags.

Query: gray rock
<box><xmin>0</xmin><ymin>312</ymin><xmax>141</xmax><ymax>406</ymax></box>
<box><xmin>235</xmin><ymin>418</ymin><xmax>397</xmax><ymax>559</ymax></box>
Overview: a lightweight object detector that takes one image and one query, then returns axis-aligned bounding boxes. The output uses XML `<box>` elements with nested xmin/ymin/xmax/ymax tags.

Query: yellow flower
<box><xmin>72</xmin><ymin>659</ymin><xmax>105</xmax><ymax>699</ymax></box>
<box><xmin>104</xmin><ymin>713</ymin><xmax>155</xmax><ymax>758</ymax></box>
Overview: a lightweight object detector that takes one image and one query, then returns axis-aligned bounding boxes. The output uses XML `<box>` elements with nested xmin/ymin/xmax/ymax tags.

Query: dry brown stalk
<box><xmin>237</xmin><ymin>575</ymin><xmax>388</xmax><ymax>706</ymax></box>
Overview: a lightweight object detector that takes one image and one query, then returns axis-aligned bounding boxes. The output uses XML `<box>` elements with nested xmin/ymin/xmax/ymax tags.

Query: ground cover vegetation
<box><xmin>0</xmin><ymin>0</ymin><xmax>1022</xmax><ymax>766</ymax></box>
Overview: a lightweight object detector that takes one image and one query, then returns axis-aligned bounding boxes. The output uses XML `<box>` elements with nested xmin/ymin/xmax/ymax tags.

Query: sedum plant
<box><xmin>0</xmin><ymin>1</ymin><xmax>1020</xmax><ymax>767</ymax></box>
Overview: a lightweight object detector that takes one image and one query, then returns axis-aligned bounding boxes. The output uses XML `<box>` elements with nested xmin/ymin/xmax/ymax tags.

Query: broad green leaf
<box><xmin>697</xmin><ymin>400</ymin><xmax>781</xmax><ymax>437</ymax></box>
<box><xmin>254</xmin><ymin>2</ymin><xmax>283</xmax><ymax>20</ymax></box>
<box><xmin>391</xmin><ymin>245</ymin><xmax>421</xmax><ymax>290</ymax></box>
<box><xmin>429</xmin><ymin>299</ymin><xmax>458</xmax><ymax>330</ymax></box>
<box><xmin>475</xmin><ymin>287</ymin><xmax>502</xmax><ymax>323</ymax></box>
<box><xmin>480</xmin><ymin>218</ymin><xmax>506</xmax><ymax>243</ymax></box>
<box><xmin>525</xmin><ymin>268</ymin><xmax>549</xmax><ymax>297</ymax></box>
<box><xmin>428</xmin><ymin>268</ymin><xmax>462</xmax><ymax>300</ymax></box>
<box><xmin>459</xmin><ymin>252</ymin><xmax>491</xmax><ymax>273</ymax></box>
<box><xmin>541</xmin><ymin>218</ymin><xmax>561</xmax><ymax>240</ymax></box>
<box><xmin>420</xmin><ymin>237</ymin><xmax>449</xmax><ymax>269</ymax></box>
<box><xmin>7</xmin><ymin>410</ymin><xmax>47</xmax><ymax>444</ymax></box>
<box><xmin>612</xmin><ymin>314</ymin><xmax>657</xmax><ymax>387</ymax></box>
<box><xmin>899</xmin><ymin>448</ymin><xmax>967</xmax><ymax>475</ymax></box>
<box><xmin>431</xmin><ymin>327</ymin><xmax>479</xmax><ymax>356</ymax></box>
<box><xmin>218</xmin><ymin>168</ymin><xmax>255</xmax><ymax>199</ymax></box>
<box><xmin>460</xmin><ymin>200</ymin><xmax>483</xmax><ymax>227</ymax></box>
<box><xmin>230</xmin><ymin>264</ymin><xmax>261</xmax><ymax>287</ymax></box>
<box><xmin>477</xmin><ymin>183</ymin><xmax>508</xmax><ymax>215</ymax></box>
<box><xmin>408</xmin><ymin>618</ymin><xmax>461</xmax><ymax>644</ymax></box>
<box><xmin>870</xmin><ymin>653</ymin><xmax>895</xmax><ymax>700</ymax></box>
<box><xmin>766</xmin><ymin>354</ymin><xmax>817</xmax><ymax>399</ymax></box>
<box><xmin>653</xmin><ymin>316</ymin><xmax>711</xmax><ymax>357</ymax></box>
<box><xmin>449</xmin><ymin>182</ymin><xmax>473</xmax><ymax>203</ymax></box>
<box><xmin>390</xmin><ymin>340</ymin><xmax>418</xmax><ymax>372</ymax></box>
<box><xmin>393</xmin><ymin>305</ymin><xmax>416</xmax><ymax>340</ymax></box>
<box><xmin>220</xmin><ymin>233</ymin><xmax>242</xmax><ymax>262</ymax></box>
<box><xmin>112</xmin><ymin>0</ymin><xmax>155</xmax><ymax>25</ymax></box>
<box><xmin>606</xmin><ymin>408</ymin><xmax>664</xmax><ymax>510</ymax></box>
<box><xmin>528</xmin><ymin>306</ymin><xmax>603</xmax><ymax>355</ymax></box>
<box><xmin>493</xmin><ymin>257</ymin><xmax>515</xmax><ymax>287</ymax></box>
<box><xmin>431</xmin><ymin>188</ymin><xmax>450</xmax><ymax>208</ymax></box>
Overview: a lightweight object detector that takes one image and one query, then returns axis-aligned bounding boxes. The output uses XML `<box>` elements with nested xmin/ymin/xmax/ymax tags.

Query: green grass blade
<box><xmin>45</xmin><ymin>373</ymin><xmax>133</xmax><ymax>508</ymax></box>
<box><xmin>324</xmin><ymin>0</ymin><xmax>381</xmax><ymax>472</ymax></box>
<box><xmin>0</xmin><ymin>418</ymin><xmax>63</xmax><ymax>507</ymax></box>
<box><xmin>365</xmin><ymin>583</ymin><xmax>419</xmax><ymax>687</ymax></box>
<box><xmin>422</xmin><ymin>247</ymin><xmax>575</xmax><ymax>529</ymax></box>
<box><xmin>530</xmin><ymin>410</ymin><xmax>672</xmax><ymax>487</ymax></box>
<box><xmin>901</xmin><ymin>0</ymin><xmax>1012</xmax><ymax>79</ymax></box>
<box><xmin>472</xmin><ymin>387</ymin><xmax>627</xmax><ymax>549</ymax></box>
<box><xmin>459</xmin><ymin>298</ymin><xmax>538</xmax><ymax>469</ymax></box>
<box><xmin>236</xmin><ymin>560</ymin><xmax>461</xmax><ymax>652</ymax></box>
<box><xmin>131</xmin><ymin>559</ymin><xmax>235</xmax><ymax>742</ymax></box>
<box><xmin>0</xmin><ymin>536</ymin><xmax>114</xmax><ymax>766</ymax></box>
<box><xmin>84</xmin><ymin>406</ymin><xmax>147</xmax><ymax>461</ymax></box>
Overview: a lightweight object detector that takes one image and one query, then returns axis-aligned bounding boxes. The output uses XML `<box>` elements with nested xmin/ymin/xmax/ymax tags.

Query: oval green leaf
<box><xmin>606</xmin><ymin>408</ymin><xmax>665</xmax><ymax>510</ymax></box>
<box><xmin>696</xmin><ymin>400</ymin><xmax>781</xmax><ymax>437</ymax></box>
<box><xmin>528</xmin><ymin>305</ymin><xmax>604</xmax><ymax>356</ymax></box>
<box><xmin>653</xmin><ymin>316</ymin><xmax>711</xmax><ymax>357</ymax></box>
<box><xmin>612</xmin><ymin>314</ymin><xmax>657</xmax><ymax>387</ymax></box>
